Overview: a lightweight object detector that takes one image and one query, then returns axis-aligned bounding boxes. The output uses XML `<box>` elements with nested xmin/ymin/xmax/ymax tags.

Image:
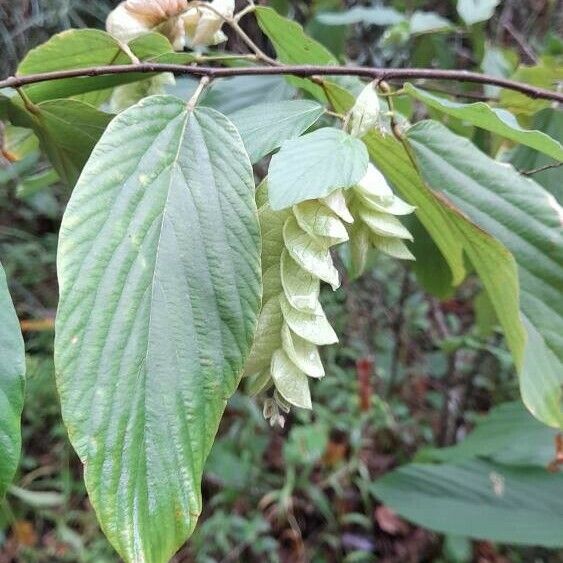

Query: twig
<box><xmin>521</xmin><ymin>162</ymin><xmax>562</xmax><ymax>176</ymax></box>
<box><xmin>190</xmin><ymin>1</ymin><xmax>278</xmax><ymax>66</ymax></box>
<box><xmin>407</xmin><ymin>82</ymin><xmax>498</xmax><ymax>102</ymax></box>
<box><xmin>1</xmin><ymin>64</ymin><xmax>562</xmax><ymax>102</ymax></box>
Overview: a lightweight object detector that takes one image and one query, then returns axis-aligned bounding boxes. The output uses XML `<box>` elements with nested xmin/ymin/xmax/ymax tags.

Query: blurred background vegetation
<box><xmin>1</xmin><ymin>0</ymin><xmax>562</xmax><ymax>561</ymax></box>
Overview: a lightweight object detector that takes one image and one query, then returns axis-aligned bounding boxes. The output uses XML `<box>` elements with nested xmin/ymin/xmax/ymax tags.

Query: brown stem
<box><xmin>1</xmin><ymin>64</ymin><xmax>562</xmax><ymax>102</ymax></box>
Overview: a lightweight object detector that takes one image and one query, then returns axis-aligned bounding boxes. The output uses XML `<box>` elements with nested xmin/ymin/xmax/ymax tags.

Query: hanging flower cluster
<box><xmin>244</xmin><ymin>188</ymin><xmax>352</xmax><ymax>426</ymax></box>
<box><xmin>106</xmin><ymin>0</ymin><xmax>234</xmax><ymax>50</ymax></box>
<box><xmin>246</xmin><ymin>157</ymin><xmax>415</xmax><ymax>426</ymax></box>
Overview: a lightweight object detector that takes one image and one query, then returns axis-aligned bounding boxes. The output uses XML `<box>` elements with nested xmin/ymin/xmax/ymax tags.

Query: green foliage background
<box><xmin>1</xmin><ymin>0</ymin><xmax>562</xmax><ymax>561</ymax></box>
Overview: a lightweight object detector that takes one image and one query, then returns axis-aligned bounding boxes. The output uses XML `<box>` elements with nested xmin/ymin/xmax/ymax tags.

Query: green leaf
<box><xmin>0</xmin><ymin>263</ymin><xmax>25</xmax><ymax>500</ymax></box>
<box><xmin>500</xmin><ymin>61</ymin><xmax>563</xmax><ymax>115</ymax></box>
<box><xmin>404</xmin><ymin>84</ymin><xmax>563</xmax><ymax>162</ymax></box>
<box><xmin>55</xmin><ymin>96</ymin><xmax>261</xmax><ymax>562</ymax></box>
<box><xmin>363</xmin><ymin>133</ymin><xmax>466</xmax><ymax>285</ymax></box>
<box><xmin>228</xmin><ymin>100</ymin><xmax>325</xmax><ymax>164</ymax></box>
<box><xmin>6</xmin><ymin>98</ymin><xmax>112</xmax><ymax>186</ymax></box>
<box><xmin>255</xmin><ymin>6</ymin><xmax>337</xmax><ymax>99</ymax></box>
<box><xmin>510</xmin><ymin>108</ymin><xmax>563</xmax><ymax>200</ymax></box>
<box><xmin>17</xmin><ymin>29</ymin><xmax>176</xmax><ymax>103</ymax></box>
<box><xmin>407</xmin><ymin>120</ymin><xmax>563</xmax><ymax>428</ymax></box>
<box><xmin>371</xmin><ymin>459</ymin><xmax>563</xmax><ymax>547</ymax></box>
<box><xmin>418</xmin><ymin>402</ymin><xmax>558</xmax><ymax>467</ymax></box>
<box><xmin>366</xmin><ymin>130</ymin><xmax>523</xmax><ymax>370</ymax></box>
<box><xmin>316</xmin><ymin>6</ymin><xmax>405</xmax><ymax>26</ymax></box>
<box><xmin>457</xmin><ymin>0</ymin><xmax>500</xmax><ymax>25</ymax></box>
<box><xmin>268</xmin><ymin>127</ymin><xmax>368</xmax><ymax>210</ymax></box>
<box><xmin>406</xmin><ymin>216</ymin><xmax>454</xmax><ymax>299</ymax></box>
<box><xmin>256</xmin><ymin>6</ymin><xmax>336</xmax><ymax>65</ymax></box>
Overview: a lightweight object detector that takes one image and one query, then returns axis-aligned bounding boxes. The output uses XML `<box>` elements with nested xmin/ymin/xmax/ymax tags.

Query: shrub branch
<box><xmin>0</xmin><ymin>63</ymin><xmax>562</xmax><ymax>102</ymax></box>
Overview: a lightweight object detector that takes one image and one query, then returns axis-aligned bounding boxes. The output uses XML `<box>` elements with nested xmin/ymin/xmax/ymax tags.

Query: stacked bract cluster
<box><xmin>245</xmin><ymin>170</ymin><xmax>415</xmax><ymax>425</ymax></box>
<box><xmin>347</xmin><ymin>163</ymin><xmax>416</xmax><ymax>277</ymax></box>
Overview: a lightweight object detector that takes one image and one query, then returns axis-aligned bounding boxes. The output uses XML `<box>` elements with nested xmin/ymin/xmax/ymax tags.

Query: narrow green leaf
<box><xmin>407</xmin><ymin>120</ymin><xmax>563</xmax><ymax>427</ymax></box>
<box><xmin>6</xmin><ymin>98</ymin><xmax>112</xmax><ymax>186</ymax></box>
<box><xmin>371</xmin><ymin>459</ymin><xmax>563</xmax><ymax>547</ymax></box>
<box><xmin>457</xmin><ymin>0</ymin><xmax>500</xmax><ymax>25</ymax></box>
<box><xmin>17</xmin><ymin>29</ymin><xmax>176</xmax><ymax>103</ymax></box>
<box><xmin>229</xmin><ymin>100</ymin><xmax>324</xmax><ymax>164</ymax></box>
<box><xmin>0</xmin><ymin>263</ymin><xmax>25</xmax><ymax>499</ymax></box>
<box><xmin>55</xmin><ymin>96</ymin><xmax>261</xmax><ymax>562</ymax></box>
<box><xmin>404</xmin><ymin>84</ymin><xmax>563</xmax><ymax>162</ymax></box>
<box><xmin>255</xmin><ymin>6</ymin><xmax>337</xmax><ymax>99</ymax></box>
<box><xmin>268</xmin><ymin>127</ymin><xmax>368</xmax><ymax>210</ymax></box>
<box><xmin>256</xmin><ymin>6</ymin><xmax>336</xmax><ymax>65</ymax></box>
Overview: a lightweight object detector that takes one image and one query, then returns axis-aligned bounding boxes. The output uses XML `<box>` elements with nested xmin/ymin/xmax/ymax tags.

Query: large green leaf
<box><xmin>407</xmin><ymin>120</ymin><xmax>563</xmax><ymax>427</ymax></box>
<box><xmin>371</xmin><ymin>459</ymin><xmax>563</xmax><ymax>547</ymax></box>
<box><xmin>0</xmin><ymin>263</ymin><xmax>25</xmax><ymax>499</ymax></box>
<box><xmin>55</xmin><ymin>96</ymin><xmax>261</xmax><ymax>562</ymax></box>
<box><xmin>365</xmin><ymin>131</ymin><xmax>524</xmax><ymax>374</ymax></box>
<box><xmin>418</xmin><ymin>402</ymin><xmax>558</xmax><ymax>467</ymax></box>
<box><xmin>6</xmin><ymin>98</ymin><xmax>112</xmax><ymax>186</ymax></box>
<box><xmin>268</xmin><ymin>127</ymin><xmax>368</xmax><ymax>210</ymax></box>
<box><xmin>17</xmin><ymin>29</ymin><xmax>175</xmax><ymax>103</ymax></box>
<box><xmin>228</xmin><ymin>100</ymin><xmax>325</xmax><ymax>164</ymax></box>
<box><xmin>510</xmin><ymin>108</ymin><xmax>563</xmax><ymax>201</ymax></box>
<box><xmin>404</xmin><ymin>84</ymin><xmax>563</xmax><ymax>162</ymax></box>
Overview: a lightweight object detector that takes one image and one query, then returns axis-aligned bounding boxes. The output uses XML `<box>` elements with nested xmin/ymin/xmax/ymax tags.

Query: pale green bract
<box><xmin>244</xmin><ymin>189</ymin><xmax>349</xmax><ymax>423</ymax></box>
<box><xmin>246</xmin><ymin>162</ymin><xmax>415</xmax><ymax>422</ymax></box>
<box><xmin>55</xmin><ymin>96</ymin><xmax>261</xmax><ymax>563</ymax></box>
<box><xmin>348</xmin><ymin>163</ymin><xmax>415</xmax><ymax>276</ymax></box>
<box><xmin>267</xmin><ymin>127</ymin><xmax>369</xmax><ymax>210</ymax></box>
<box><xmin>0</xmin><ymin>262</ymin><xmax>26</xmax><ymax>500</ymax></box>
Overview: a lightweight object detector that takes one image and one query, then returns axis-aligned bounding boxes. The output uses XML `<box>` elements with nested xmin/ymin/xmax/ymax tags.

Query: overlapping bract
<box><xmin>348</xmin><ymin>163</ymin><xmax>416</xmax><ymax>277</ymax></box>
<box><xmin>244</xmin><ymin>189</ymin><xmax>349</xmax><ymax>424</ymax></box>
<box><xmin>245</xmin><ymin>168</ymin><xmax>415</xmax><ymax>422</ymax></box>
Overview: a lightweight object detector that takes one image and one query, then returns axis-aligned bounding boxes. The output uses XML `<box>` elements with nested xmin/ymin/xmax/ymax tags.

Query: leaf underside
<box><xmin>55</xmin><ymin>96</ymin><xmax>261</xmax><ymax>562</ymax></box>
<box><xmin>0</xmin><ymin>263</ymin><xmax>26</xmax><ymax>499</ymax></box>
